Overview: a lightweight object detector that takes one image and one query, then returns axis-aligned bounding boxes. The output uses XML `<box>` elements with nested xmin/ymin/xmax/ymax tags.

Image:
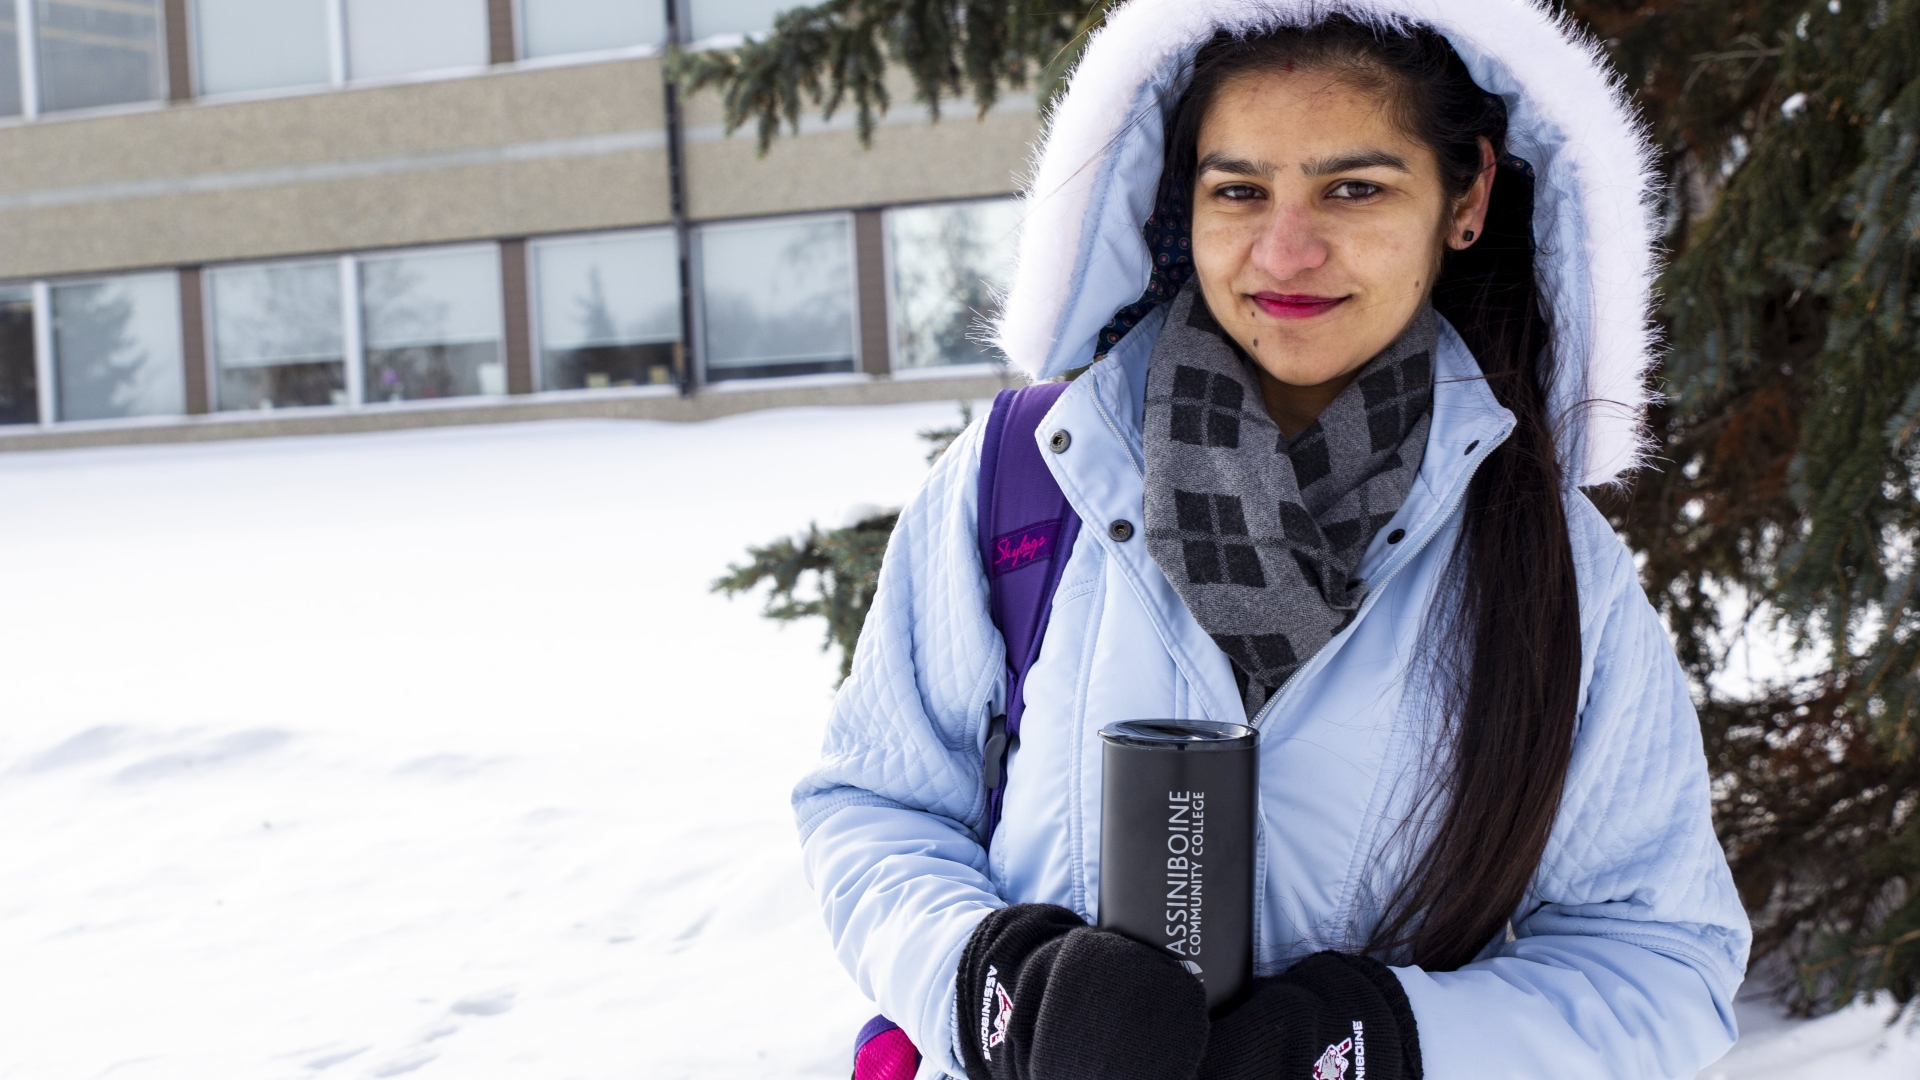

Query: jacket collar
<box><xmin>1037</xmin><ymin>314</ymin><xmax>1515</xmax><ymax>725</ymax></box>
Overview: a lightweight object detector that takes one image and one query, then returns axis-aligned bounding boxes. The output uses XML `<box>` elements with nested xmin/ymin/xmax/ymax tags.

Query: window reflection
<box><xmin>522</xmin><ymin>0</ymin><xmax>663</xmax><ymax>58</ymax></box>
<box><xmin>359</xmin><ymin>248</ymin><xmax>504</xmax><ymax>403</ymax></box>
<box><xmin>210</xmin><ymin>260</ymin><xmax>345</xmax><ymax>410</ymax></box>
<box><xmin>35</xmin><ymin>0</ymin><xmax>165</xmax><ymax>113</ymax></box>
<box><xmin>51</xmin><ymin>273</ymin><xmax>185</xmax><ymax>422</ymax></box>
<box><xmin>0</xmin><ymin>288</ymin><xmax>36</xmax><ymax>425</ymax></box>
<box><xmin>698</xmin><ymin>216</ymin><xmax>855</xmax><ymax>381</ymax></box>
<box><xmin>0</xmin><ymin>7</ymin><xmax>22</xmax><ymax>117</ymax></box>
<box><xmin>533</xmin><ymin>231</ymin><xmax>679</xmax><ymax>391</ymax></box>
<box><xmin>194</xmin><ymin>0</ymin><xmax>331</xmax><ymax>97</ymax></box>
<box><xmin>344</xmin><ymin>0</ymin><xmax>487</xmax><ymax>81</ymax></box>
<box><xmin>885</xmin><ymin>199</ymin><xmax>1019</xmax><ymax>370</ymax></box>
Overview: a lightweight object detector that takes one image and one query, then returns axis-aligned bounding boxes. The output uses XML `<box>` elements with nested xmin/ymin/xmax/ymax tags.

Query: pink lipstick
<box><xmin>1251</xmin><ymin>292</ymin><xmax>1347</xmax><ymax>320</ymax></box>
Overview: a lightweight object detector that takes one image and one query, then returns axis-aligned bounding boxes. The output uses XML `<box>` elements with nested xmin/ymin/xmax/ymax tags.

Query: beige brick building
<box><xmin>0</xmin><ymin>0</ymin><xmax>1037</xmax><ymax>450</ymax></box>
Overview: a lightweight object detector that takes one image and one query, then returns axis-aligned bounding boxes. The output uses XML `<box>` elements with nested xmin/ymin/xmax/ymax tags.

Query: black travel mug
<box><xmin>1097</xmin><ymin>719</ymin><xmax>1258</xmax><ymax>1010</ymax></box>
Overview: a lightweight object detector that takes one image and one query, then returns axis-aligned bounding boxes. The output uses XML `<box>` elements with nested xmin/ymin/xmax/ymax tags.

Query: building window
<box><xmin>0</xmin><ymin>5</ymin><xmax>22</xmax><ymax>118</ymax></box>
<box><xmin>209</xmin><ymin>260</ymin><xmax>346</xmax><ymax>411</ymax></box>
<box><xmin>33</xmin><ymin>0</ymin><xmax>166</xmax><ymax>114</ymax></box>
<box><xmin>359</xmin><ymin>247</ymin><xmax>504</xmax><ymax>403</ymax></box>
<box><xmin>884</xmin><ymin>198</ymin><xmax>1019</xmax><ymax>371</ymax></box>
<box><xmin>0</xmin><ymin>286</ymin><xmax>35</xmax><ymax>425</ymax></box>
<box><xmin>531</xmin><ymin>231</ymin><xmax>679</xmax><ymax>391</ymax></box>
<box><xmin>697</xmin><ymin>215</ymin><xmax>856</xmax><ymax>382</ymax></box>
<box><xmin>521</xmin><ymin>0</ymin><xmax>663</xmax><ymax>59</ymax></box>
<box><xmin>688</xmin><ymin>0</ymin><xmax>796</xmax><ymax>43</ymax></box>
<box><xmin>193</xmin><ymin>0</ymin><xmax>331</xmax><ymax>97</ymax></box>
<box><xmin>50</xmin><ymin>272</ymin><xmax>185</xmax><ymax>422</ymax></box>
<box><xmin>343</xmin><ymin>0</ymin><xmax>488</xmax><ymax>82</ymax></box>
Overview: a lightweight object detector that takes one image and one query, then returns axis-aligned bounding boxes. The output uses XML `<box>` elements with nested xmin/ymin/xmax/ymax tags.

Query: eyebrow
<box><xmin>1196</xmin><ymin>151</ymin><xmax>1274</xmax><ymax>178</ymax></box>
<box><xmin>1195</xmin><ymin>147</ymin><xmax>1412</xmax><ymax>179</ymax></box>
<box><xmin>1300</xmin><ymin>149</ymin><xmax>1410</xmax><ymax>176</ymax></box>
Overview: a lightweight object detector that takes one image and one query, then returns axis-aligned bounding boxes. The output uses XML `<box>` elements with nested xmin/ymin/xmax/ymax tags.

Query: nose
<box><xmin>1248</xmin><ymin>204</ymin><xmax>1329</xmax><ymax>281</ymax></box>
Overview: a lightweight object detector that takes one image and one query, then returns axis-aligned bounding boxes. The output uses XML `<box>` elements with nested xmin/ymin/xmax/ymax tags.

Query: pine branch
<box><xmin>714</xmin><ymin>405</ymin><xmax>974</xmax><ymax>678</ymax></box>
<box><xmin>668</xmin><ymin>0</ymin><xmax>1108</xmax><ymax>153</ymax></box>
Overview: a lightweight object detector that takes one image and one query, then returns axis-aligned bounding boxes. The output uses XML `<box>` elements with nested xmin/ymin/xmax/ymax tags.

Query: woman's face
<box><xmin>1189</xmin><ymin>68</ymin><xmax>1490</xmax><ymax>423</ymax></box>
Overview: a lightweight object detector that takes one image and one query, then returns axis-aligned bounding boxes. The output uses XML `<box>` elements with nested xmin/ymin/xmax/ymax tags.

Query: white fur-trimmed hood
<box><xmin>989</xmin><ymin>0</ymin><xmax>1659</xmax><ymax>487</ymax></box>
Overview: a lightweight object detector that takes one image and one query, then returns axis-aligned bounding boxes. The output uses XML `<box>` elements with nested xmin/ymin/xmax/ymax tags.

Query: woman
<box><xmin>797</xmin><ymin>3</ymin><xmax>1750</xmax><ymax>1079</ymax></box>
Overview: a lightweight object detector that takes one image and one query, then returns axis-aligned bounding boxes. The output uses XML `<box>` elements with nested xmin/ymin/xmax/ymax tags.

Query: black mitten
<box><xmin>957</xmin><ymin>903</ymin><xmax>1210</xmax><ymax>1080</ymax></box>
<box><xmin>1199</xmin><ymin>952</ymin><xmax>1420</xmax><ymax>1080</ymax></box>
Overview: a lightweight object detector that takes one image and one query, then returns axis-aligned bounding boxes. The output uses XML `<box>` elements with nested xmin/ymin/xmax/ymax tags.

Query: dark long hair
<box><xmin>1157</xmin><ymin>20</ymin><xmax>1583</xmax><ymax>972</ymax></box>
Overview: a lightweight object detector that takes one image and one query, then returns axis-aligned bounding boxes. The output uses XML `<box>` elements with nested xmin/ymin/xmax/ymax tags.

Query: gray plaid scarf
<box><xmin>1143</xmin><ymin>284</ymin><xmax>1437</xmax><ymax>717</ymax></box>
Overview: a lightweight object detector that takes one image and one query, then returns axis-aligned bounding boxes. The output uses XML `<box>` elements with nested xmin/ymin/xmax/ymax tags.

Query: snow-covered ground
<box><xmin>0</xmin><ymin>401</ymin><xmax>1912</xmax><ymax>1079</ymax></box>
<box><xmin>1709</xmin><ymin>994</ymin><xmax>1919</xmax><ymax>1080</ymax></box>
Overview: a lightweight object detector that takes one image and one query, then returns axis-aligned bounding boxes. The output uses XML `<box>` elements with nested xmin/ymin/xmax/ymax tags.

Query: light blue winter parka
<box><xmin>794</xmin><ymin>3</ymin><xmax>1751</xmax><ymax>1079</ymax></box>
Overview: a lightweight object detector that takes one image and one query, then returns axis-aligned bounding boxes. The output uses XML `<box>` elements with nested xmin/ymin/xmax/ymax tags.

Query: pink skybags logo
<box><xmin>990</xmin><ymin>520</ymin><xmax>1061</xmax><ymax>576</ymax></box>
<box><xmin>978</xmin><ymin>966</ymin><xmax>1013</xmax><ymax>1060</ymax></box>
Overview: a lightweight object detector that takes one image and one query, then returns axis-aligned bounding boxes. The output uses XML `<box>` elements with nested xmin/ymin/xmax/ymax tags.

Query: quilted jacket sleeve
<box><xmin>793</xmin><ymin>417</ymin><xmax>1008</xmax><ymax>1080</ymax></box>
<box><xmin>1391</xmin><ymin>496</ymin><xmax>1751</xmax><ymax>1080</ymax></box>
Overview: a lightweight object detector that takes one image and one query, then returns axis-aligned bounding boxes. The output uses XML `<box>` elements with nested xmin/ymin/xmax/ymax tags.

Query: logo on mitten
<box><xmin>1310</xmin><ymin>1037</ymin><xmax>1353</xmax><ymax>1080</ymax></box>
<box><xmin>979</xmin><ymin>966</ymin><xmax>1014</xmax><ymax>1061</ymax></box>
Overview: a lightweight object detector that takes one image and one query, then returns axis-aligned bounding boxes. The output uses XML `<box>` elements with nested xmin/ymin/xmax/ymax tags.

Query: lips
<box><xmin>1250</xmin><ymin>292</ymin><xmax>1347</xmax><ymax>320</ymax></box>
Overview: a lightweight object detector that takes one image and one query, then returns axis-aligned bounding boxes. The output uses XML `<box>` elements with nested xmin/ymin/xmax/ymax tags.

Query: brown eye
<box><xmin>1216</xmin><ymin>183</ymin><xmax>1263</xmax><ymax>201</ymax></box>
<box><xmin>1328</xmin><ymin>180</ymin><xmax>1382</xmax><ymax>200</ymax></box>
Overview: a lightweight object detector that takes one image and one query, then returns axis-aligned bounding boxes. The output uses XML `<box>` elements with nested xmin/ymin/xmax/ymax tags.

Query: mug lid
<box><xmin>1098</xmin><ymin>719</ymin><xmax>1259</xmax><ymax>751</ymax></box>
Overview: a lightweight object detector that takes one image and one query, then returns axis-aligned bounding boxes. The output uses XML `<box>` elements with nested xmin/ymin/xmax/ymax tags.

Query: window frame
<box><xmin>353</xmin><ymin>239</ymin><xmax>509</xmax><ymax>409</ymax></box>
<box><xmin>187</xmin><ymin>0</ymin><xmax>495</xmax><ymax>105</ymax></box>
<box><xmin>186</xmin><ymin>0</ymin><xmax>336</xmax><ymax>103</ymax></box>
<box><xmin>514</xmin><ymin>0</ymin><xmax>667</xmax><ymax>69</ymax></box>
<box><xmin>193</xmin><ymin>241</ymin><xmax>509</xmax><ymax>418</ymax></box>
<box><xmin>2</xmin><ymin>0</ymin><xmax>172</xmax><ymax>123</ymax></box>
<box><xmin>680</xmin><ymin>0</ymin><xmax>793</xmax><ymax>53</ymax></box>
<box><xmin>201</xmin><ymin>253</ymin><xmax>356</xmax><ymax>414</ymax></box>
<box><xmin>40</xmin><ymin>267</ymin><xmax>186</xmax><ymax>429</ymax></box>
<box><xmin>691</xmin><ymin>210</ymin><xmax>867</xmax><ymax>388</ymax></box>
<box><xmin>880</xmin><ymin>195</ymin><xmax>1019</xmax><ymax>379</ymax></box>
<box><xmin>525</xmin><ymin>226</ymin><xmax>682</xmax><ymax>398</ymax></box>
<box><xmin>0</xmin><ymin>281</ymin><xmax>45</xmax><ymax>427</ymax></box>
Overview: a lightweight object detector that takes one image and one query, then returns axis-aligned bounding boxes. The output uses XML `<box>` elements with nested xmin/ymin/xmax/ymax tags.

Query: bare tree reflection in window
<box><xmin>0</xmin><ymin>9</ymin><xmax>23</xmax><ymax>117</ymax></box>
<box><xmin>886</xmin><ymin>199</ymin><xmax>1020</xmax><ymax>370</ymax></box>
<box><xmin>34</xmin><ymin>0</ymin><xmax>164</xmax><ymax>114</ymax></box>
<box><xmin>360</xmin><ymin>250</ymin><xmax>504</xmax><ymax>402</ymax></box>
<box><xmin>700</xmin><ymin>217</ymin><xmax>855</xmax><ymax>381</ymax></box>
<box><xmin>212</xmin><ymin>261</ymin><xmax>346</xmax><ymax>410</ymax></box>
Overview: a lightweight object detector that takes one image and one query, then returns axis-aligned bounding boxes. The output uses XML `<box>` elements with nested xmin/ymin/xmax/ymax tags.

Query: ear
<box><xmin>1446</xmin><ymin>137</ymin><xmax>1497</xmax><ymax>250</ymax></box>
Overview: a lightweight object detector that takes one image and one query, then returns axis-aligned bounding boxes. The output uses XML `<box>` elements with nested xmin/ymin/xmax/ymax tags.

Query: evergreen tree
<box><xmin>1586</xmin><ymin>0</ymin><xmax>1920</xmax><ymax>1009</ymax></box>
<box><xmin>713</xmin><ymin>407</ymin><xmax>971</xmax><ymax>678</ymax></box>
<box><xmin>694</xmin><ymin>0</ymin><xmax>1920</xmax><ymax>1007</ymax></box>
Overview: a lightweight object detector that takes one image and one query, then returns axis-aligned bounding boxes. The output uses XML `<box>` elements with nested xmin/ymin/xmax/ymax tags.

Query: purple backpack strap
<box><xmin>848</xmin><ymin>385</ymin><xmax>1083</xmax><ymax>1077</ymax></box>
<box><xmin>977</xmin><ymin>382</ymin><xmax>1084</xmax><ymax>847</ymax></box>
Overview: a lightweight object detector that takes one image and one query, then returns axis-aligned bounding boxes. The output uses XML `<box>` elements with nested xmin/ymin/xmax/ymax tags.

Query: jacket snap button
<box><xmin>1387</xmin><ymin>528</ymin><xmax>1406</xmax><ymax>544</ymax></box>
<box><xmin>1108</xmin><ymin>519</ymin><xmax>1134</xmax><ymax>542</ymax></box>
<box><xmin>1049</xmin><ymin>430</ymin><xmax>1071</xmax><ymax>453</ymax></box>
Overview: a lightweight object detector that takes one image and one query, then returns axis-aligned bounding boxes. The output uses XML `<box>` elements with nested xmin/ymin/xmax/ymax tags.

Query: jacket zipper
<box><xmin>1238</xmin><ymin>426</ymin><xmax>1508</xmax><ymax>970</ymax></box>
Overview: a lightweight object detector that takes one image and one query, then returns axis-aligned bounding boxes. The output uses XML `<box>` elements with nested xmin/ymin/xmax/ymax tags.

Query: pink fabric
<box><xmin>853</xmin><ymin>1027</ymin><xmax>920</xmax><ymax>1080</ymax></box>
